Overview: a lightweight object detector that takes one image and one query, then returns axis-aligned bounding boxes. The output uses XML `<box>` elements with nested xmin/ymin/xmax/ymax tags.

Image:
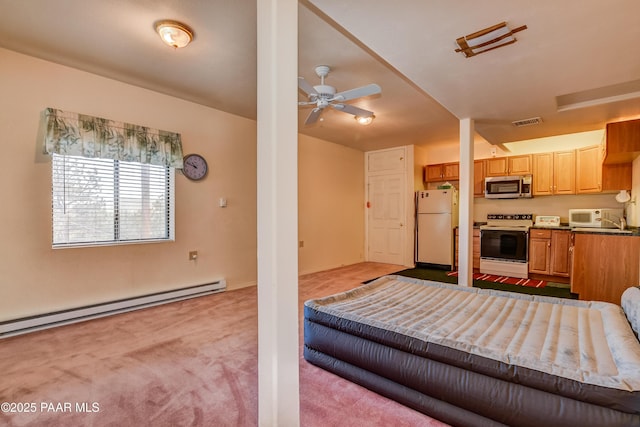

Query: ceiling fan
<box><xmin>298</xmin><ymin>65</ymin><xmax>381</xmax><ymax>125</ymax></box>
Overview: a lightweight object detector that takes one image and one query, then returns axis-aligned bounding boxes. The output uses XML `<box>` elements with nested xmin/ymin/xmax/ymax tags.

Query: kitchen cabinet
<box><xmin>424</xmin><ymin>162</ymin><xmax>459</xmax><ymax>182</ymax></box>
<box><xmin>602</xmin><ymin>163</ymin><xmax>632</xmax><ymax>191</ymax></box>
<box><xmin>553</xmin><ymin>151</ymin><xmax>576</xmax><ymax>195</ymax></box>
<box><xmin>576</xmin><ymin>144</ymin><xmax>631</xmax><ymax>192</ymax></box>
<box><xmin>529</xmin><ymin>230</ymin><xmax>551</xmax><ymax>274</ymax></box>
<box><xmin>550</xmin><ymin>230</ymin><xmax>572</xmax><ymax>276</ymax></box>
<box><xmin>532</xmin><ymin>151</ymin><xmax>575</xmax><ymax>196</ymax></box>
<box><xmin>474</xmin><ymin>160</ymin><xmax>485</xmax><ymax>197</ymax></box>
<box><xmin>603</xmin><ymin>118</ymin><xmax>640</xmax><ymax>164</ymax></box>
<box><xmin>485</xmin><ymin>155</ymin><xmax>532</xmax><ymax>177</ymax></box>
<box><xmin>454</xmin><ymin>228</ymin><xmax>480</xmax><ymax>270</ymax></box>
<box><xmin>571</xmin><ymin>233</ymin><xmax>640</xmax><ymax>304</ymax></box>
<box><xmin>576</xmin><ymin>145</ymin><xmax>602</xmax><ymax>193</ymax></box>
<box><xmin>528</xmin><ymin>229</ymin><xmax>571</xmax><ymax>277</ymax></box>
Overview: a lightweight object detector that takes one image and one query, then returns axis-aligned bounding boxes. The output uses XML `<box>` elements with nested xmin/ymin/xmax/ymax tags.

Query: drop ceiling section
<box><xmin>308</xmin><ymin>0</ymin><xmax>640</xmax><ymax>145</ymax></box>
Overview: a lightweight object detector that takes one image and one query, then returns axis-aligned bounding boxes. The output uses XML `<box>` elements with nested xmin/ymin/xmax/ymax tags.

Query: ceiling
<box><xmin>1</xmin><ymin>0</ymin><xmax>639</xmax><ymax>152</ymax></box>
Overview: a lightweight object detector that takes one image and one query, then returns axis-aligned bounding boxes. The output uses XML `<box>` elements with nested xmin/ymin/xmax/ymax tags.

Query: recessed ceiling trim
<box><xmin>556</xmin><ymin>79</ymin><xmax>640</xmax><ymax>112</ymax></box>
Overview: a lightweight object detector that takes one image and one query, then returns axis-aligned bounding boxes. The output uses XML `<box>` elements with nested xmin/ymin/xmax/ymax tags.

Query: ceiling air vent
<box><xmin>512</xmin><ymin>117</ymin><xmax>542</xmax><ymax>127</ymax></box>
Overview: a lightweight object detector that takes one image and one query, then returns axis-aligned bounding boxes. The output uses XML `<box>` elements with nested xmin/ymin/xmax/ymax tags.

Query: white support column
<box><xmin>458</xmin><ymin>118</ymin><xmax>475</xmax><ymax>287</ymax></box>
<box><xmin>256</xmin><ymin>0</ymin><xmax>300</xmax><ymax>426</ymax></box>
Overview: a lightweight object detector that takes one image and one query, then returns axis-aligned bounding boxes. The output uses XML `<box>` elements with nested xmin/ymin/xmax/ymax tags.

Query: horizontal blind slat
<box><xmin>52</xmin><ymin>154</ymin><xmax>174</xmax><ymax>247</ymax></box>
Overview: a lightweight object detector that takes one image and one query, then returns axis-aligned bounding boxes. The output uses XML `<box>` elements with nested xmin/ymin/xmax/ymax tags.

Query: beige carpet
<box><xmin>0</xmin><ymin>262</ymin><xmax>448</xmax><ymax>426</ymax></box>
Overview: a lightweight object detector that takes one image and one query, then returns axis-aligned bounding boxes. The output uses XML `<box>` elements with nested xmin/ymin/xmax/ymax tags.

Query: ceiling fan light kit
<box><xmin>455</xmin><ymin>21</ymin><xmax>527</xmax><ymax>58</ymax></box>
<box><xmin>155</xmin><ymin>20</ymin><xmax>194</xmax><ymax>49</ymax></box>
<box><xmin>355</xmin><ymin>115</ymin><xmax>374</xmax><ymax>125</ymax></box>
<box><xmin>298</xmin><ymin>65</ymin><xmax>381</xmax><ymax>125</ymax></box>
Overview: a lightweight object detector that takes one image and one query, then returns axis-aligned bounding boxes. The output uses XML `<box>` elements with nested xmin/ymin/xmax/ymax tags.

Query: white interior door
<box><xmin>367</xmin><ymin>173</ymin><xmax>405</xmax><ymax>264</ymax></box>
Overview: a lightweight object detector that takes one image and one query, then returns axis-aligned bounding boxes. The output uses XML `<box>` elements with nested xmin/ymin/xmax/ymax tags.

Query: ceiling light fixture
<box><xmin>355</xmin><ymin>115</ymin><xmax>374</xmax><ymax>125</ymax></box>
<box><xmin>155</xmin><ymin>20</ymin><xmax>194</xmax><ymax>49</ymax></box>
<box><xmin>455</xmin><ymin>21</ymin><xmax>527</xmax><ymax>58</ymax></box>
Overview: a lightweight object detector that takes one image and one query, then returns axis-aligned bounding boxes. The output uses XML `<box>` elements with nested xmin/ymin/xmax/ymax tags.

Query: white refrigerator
<box><xmin>416</xmin><ymin>189</ymin><xmax>458</xmax><ymax>268</ymax></box>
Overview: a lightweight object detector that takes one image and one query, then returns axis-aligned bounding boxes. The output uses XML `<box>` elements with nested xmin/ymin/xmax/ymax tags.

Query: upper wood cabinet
<box><xmin>532</xmin><ymin>153</ymin><xmax>554</xmax><ymax>196</ymax></box>
<box><xmin>474</xmin><ymin>160</ymin><xmax>486</xmax><ymax>197</ymax></box>
<box><xmin>424</xmin><ymin>161</ymin><xmax>485</xmax><ymax>195</ymax></box>
<box><xmin>576</xmin><ymin>145</ymin><xmax>602</xmax><ymax>193</ymax></box>
<box><xmin>603</xmin><ymin>118</ymin><xmax>640</xmax><ymax>164</ymax></box>
<box><xmin>424</xmin><ymin>162</ymin><xmax>459</xmax><ymax>182</ymax></box>
<box><xmin>485</xmin><ymin>157</ymin><xmax>508</xmax><ymax>176</ymax></box>
<box><xmin>485</xmin><ymin>155</ymin><xmax>532</xmax><ymax>177</ymax></box>
<box><xmin>602</xmin><ymin>163</ymin><xmax>632</xmax><ymax>191</ymax></box>
<box><xmin>509</xmin><ymin>155</ymin><xmax>533</xmax><ymax>175</ymax></box>
<box><xmin>601</xmin><ymin>119</ymin><xmax>636</xmax><ymax>190</ymax></box>
<box><xmin>425</xmin><ymin>164</ymin><xmax>444</xmax><ymax>182</ymax></box>
<box><xmin>533</xmin><ymin>151</ymin><xmax>576</xmax><ymax>196</ymax></box>
<box><xmin>554</xmin><ymin>151</ymin><xmax>577</xmax><ymax>195</ymax></box>
<box><xmin>576</xmin><ymin>143</ymin><xmax>631</xmax><ymax>192</ymax></box>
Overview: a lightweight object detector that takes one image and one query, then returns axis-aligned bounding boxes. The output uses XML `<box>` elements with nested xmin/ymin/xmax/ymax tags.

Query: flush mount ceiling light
<box><xmin>355</xmin><ymin>115</ymin><xmax>374</xmax><ymax>125</ymax></box>
<box><xmin>455</xmin><ymin>21</ymin><xmax>527</xmax><ymax>58</ymax></box>
<box><xmin>155</xmin><ymin>20</ymin><xmax>194</xmax><ymax>49</ymax></box>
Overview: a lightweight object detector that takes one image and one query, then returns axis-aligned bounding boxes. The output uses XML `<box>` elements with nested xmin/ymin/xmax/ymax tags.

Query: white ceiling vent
<box><xmin>512</xmin><ymin>117</ymin><xmax>542</xmax><ymax>127</ymax></box>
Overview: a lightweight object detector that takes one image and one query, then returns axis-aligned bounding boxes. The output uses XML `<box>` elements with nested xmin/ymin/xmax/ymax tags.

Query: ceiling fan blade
<box><xmin>333</xmin><ymin>83</ymin><xmax>381</xmax><ymax>102</ymax></box>
<box><xmin>332</xmin><ymin>103</ymin><xmax>374</xmax><ymax>117</ymax></box>
<box><xmin>304</xmin><ymin>108</ymin><xmax>322</xmax><ymax>125</ymax></box>
<box><xmin>298</xmin><ymin>77</ymin><xmax>318</xmax><ymax>98</ymax></box>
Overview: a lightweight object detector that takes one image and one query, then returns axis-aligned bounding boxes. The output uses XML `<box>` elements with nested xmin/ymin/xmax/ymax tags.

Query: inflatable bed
<box><xmin>303</xmin><ymin>275</ymin><xmax>640</xmax><ymax>427</ymax></box>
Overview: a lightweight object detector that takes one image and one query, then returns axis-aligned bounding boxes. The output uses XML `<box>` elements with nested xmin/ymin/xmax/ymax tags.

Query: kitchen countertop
<box><xmin>531</xmin><ymin>224</ymin><xmax>572</xmax><ymax>230</ymax></box>
<box><xmin>531</xmin><ymin>224</ymin><xmax>640</xmax><ymax>236</ymax></box>
<box><xmin>458</xmin><ymin>223</ymin><xmax>640</xmax><ymax>235</ymax></box>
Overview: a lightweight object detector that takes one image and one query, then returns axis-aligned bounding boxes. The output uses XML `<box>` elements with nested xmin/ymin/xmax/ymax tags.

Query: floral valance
<box><xmin>42</xmin><ymin>108</ymin><xmax>184</xmax><ymax>168</ymax></box>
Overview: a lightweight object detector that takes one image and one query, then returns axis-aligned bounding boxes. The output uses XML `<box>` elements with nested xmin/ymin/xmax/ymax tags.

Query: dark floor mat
<box><xmin>375</xmin><ymin>267</ymin><xmax>576</xmax><ymax>299</ymax></box>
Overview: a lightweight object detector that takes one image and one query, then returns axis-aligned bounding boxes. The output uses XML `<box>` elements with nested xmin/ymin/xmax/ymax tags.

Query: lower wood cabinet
<box><xmin>529</xmin><ymin>229</ymin><xmax>571</xmax><ymax>277</ymax></box>
<box><xmin>455</xmin><ymin>228</ymin><xmax>480</xmax><ymax>270</ymax></box>
<box><xmin>571</xmin><ymin>233</ymin><xmax>640</xmax><ymax>304</ymax></box>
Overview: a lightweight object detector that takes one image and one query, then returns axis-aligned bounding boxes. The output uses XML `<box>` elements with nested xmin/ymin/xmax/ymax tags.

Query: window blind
<box><xmin>52</xmin><ymin>154</ymin><xmax>175</xmax><ymax>247</ymax></box>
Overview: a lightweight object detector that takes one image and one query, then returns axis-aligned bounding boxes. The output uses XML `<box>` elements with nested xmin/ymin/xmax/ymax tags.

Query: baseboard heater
<box><xmin>0</xmin><ymin>280</ymin><xmax>226</xmax><ymax>339</ymax></box>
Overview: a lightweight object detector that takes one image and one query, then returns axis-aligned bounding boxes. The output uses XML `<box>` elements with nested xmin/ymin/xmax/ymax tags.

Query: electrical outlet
<box><xmin>189</xmin><ymin>251</ymin><xmax>198</xmax><ymax>260</ymax></box>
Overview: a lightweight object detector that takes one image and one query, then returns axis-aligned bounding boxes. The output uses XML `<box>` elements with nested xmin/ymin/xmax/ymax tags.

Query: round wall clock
<box><xmin>182</xmin><ymin>153</ymin><xmax>208</xmax><ymax>181</ymax></box>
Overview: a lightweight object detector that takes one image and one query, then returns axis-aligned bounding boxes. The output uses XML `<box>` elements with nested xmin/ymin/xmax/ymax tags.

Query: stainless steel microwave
<box><xmin>484</xmin><ymin>175</ymin><xmax>532</xmax><ymax>199</ymax></box>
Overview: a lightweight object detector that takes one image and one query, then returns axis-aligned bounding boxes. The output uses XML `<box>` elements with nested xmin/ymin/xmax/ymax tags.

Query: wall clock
<box><xmin>182</xmin><ymin>153</ymin><xmax>208</xmax><ymax>181</ymax></box>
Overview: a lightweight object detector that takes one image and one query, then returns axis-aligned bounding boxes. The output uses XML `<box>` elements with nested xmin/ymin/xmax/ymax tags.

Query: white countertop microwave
<box><xmin>568</xmin><ymin>208</ymin><xmax>624</xmax><ymax>228</ymax></box>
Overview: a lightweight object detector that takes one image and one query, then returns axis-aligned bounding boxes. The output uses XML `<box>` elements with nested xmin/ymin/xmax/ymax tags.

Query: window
<box><xmin>52</xmin><ymin>154</ymin><xmax>175</xmax><ymax>248</ymax></box>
